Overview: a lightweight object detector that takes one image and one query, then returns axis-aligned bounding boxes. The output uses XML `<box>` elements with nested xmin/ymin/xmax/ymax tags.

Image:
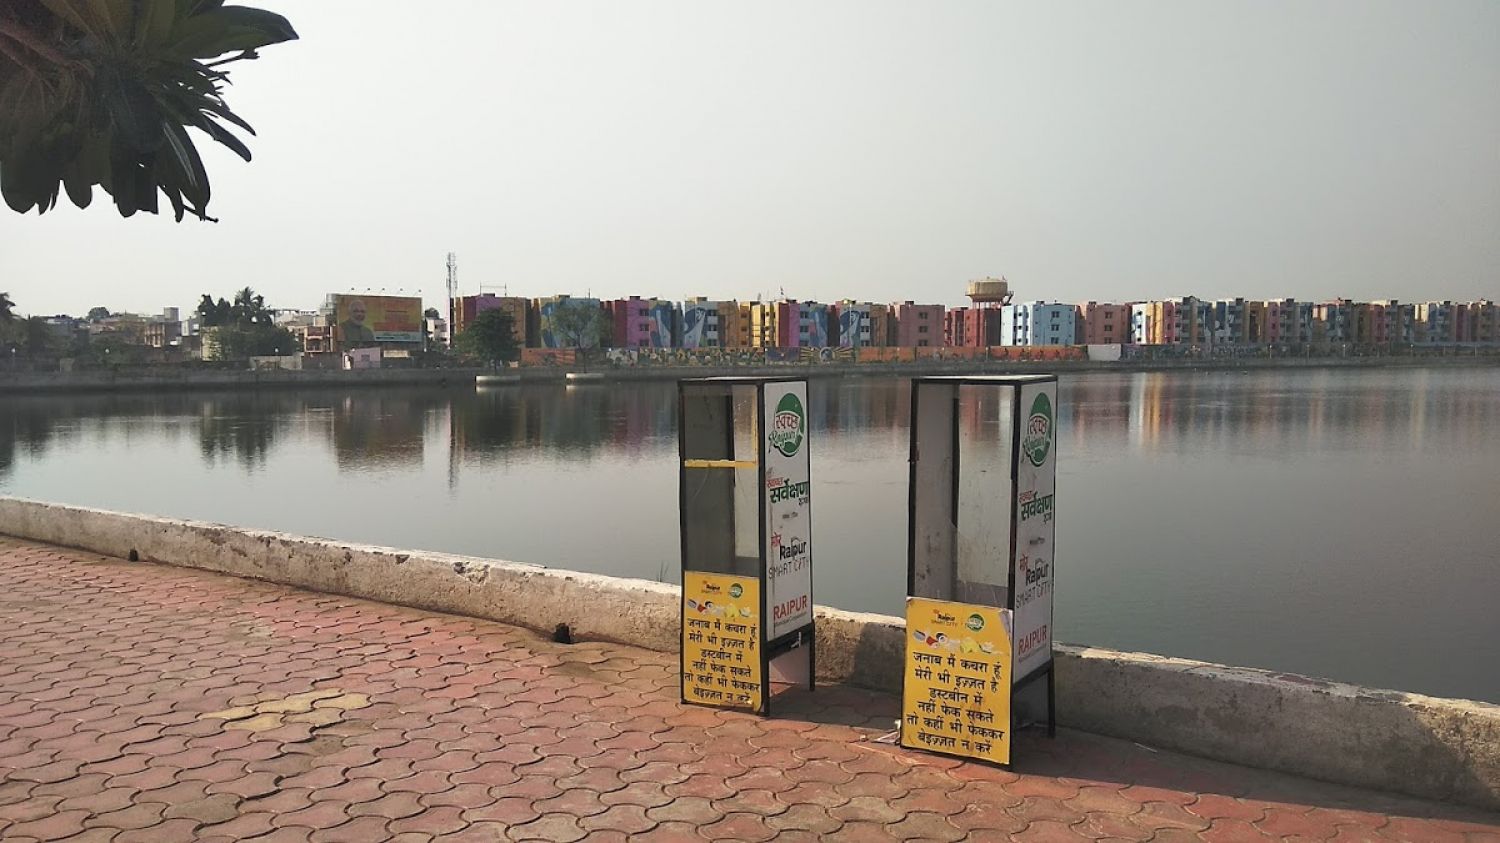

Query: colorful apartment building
<box><xmin>1243</xmin><ymin>300</ymin><xmax>1267</xmax><ymax>343</ymax></box>
<box><xmin>833</xmin><ymin>301</ymin><xmax>886</xmax><ymax>347</ymax></box>
<box><xmin>1131</xmin><ymin>304</ymin><xmax>1153</xmax><ymax>345</ymax></box>
<box><xmin>1414</xmin><ymin>301</ymin><xmax>1457</xmax><ymax>344</ymax></box>
<box><xmin>1458</xmin><ymin>301</ymin><xmax>1499</xmax><ymax>344</ymax></box>
<box><xmin>1208</xmin><ymin>298</ymin><xmax>1251</xmax><ymax>345</ymax></box>
<box><xmin>1077</xmin><ymin>302</ymin><xmax>1132</xmax><ymax>345</ymax></box>
<box><xmin>944</xmin><ymin>306</ymin><xmax>1006</xmax><ymax>347</ymax></box>
<box><xmin>1312</xmin><ymin>300</ymin><xmax>1354</xmax><ymax>343</ymax></box>
<box><xmin>721</xmin><ymin>302</ymin><xmax>753</xmax><ymax>348</ymax></box>
<box><xmin>1265</xmin><ymin>299</ymin><xmax>1297</xmax><ymax>344</ymax></box>
<box><xmin>997</xmin><ymin>302</ymin><xmax>1080</xmax><ymax>346</ymax></box>
<box><xmin>747</xmin><ymin>302</ymin><xmax>776</xmax><ymax>348</ymax></box>
<box><xmin>890</xmin><ymin>302</ymin><xmax>944</xmax><ymax>347</ymax></box>
<box><xmin>604</xmin><ymin>297</ymin><xmax>675</xmax><ymax>348</ymax></box>
<box><xmin>868</xmin><ymin>304</ymin><xmax>891</xmax><ymax>347</ymax></box>
<box><xmin>1134</xmin><ymin>297</ymin><xmax>1208</xmax><ymax>345</ymax></box>
<box><xmin>452</xmin><ymin>294</ymin><xmax>529</xmax><ymax>347</ymax></box>
<box><xmin>680</xmin><ymin>298</ymin><xmax>739</xmax><ymax>348</ymax></box>
<box><xmin>773</xmin><ymin>300</ymin><xmax>830</xmax><ymax>348</ymax></box>
<box><xmin>1354</xmin><ymin>300</ymin><xmax>1407</xmax><ymax>345</ymax></box>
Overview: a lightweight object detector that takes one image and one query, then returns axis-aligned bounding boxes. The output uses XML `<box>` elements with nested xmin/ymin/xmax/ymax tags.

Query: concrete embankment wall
<box><xmin>2</xmin><ymin>496</ymin><xmax>1496</xmax><ymax>811</ymax></box>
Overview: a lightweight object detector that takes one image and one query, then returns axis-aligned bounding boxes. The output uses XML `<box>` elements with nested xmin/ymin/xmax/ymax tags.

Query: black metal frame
<box><xmin>903</xmin><ymin>375</ymin><xmax>1058</xmax><ymax>766</ymax></box>
<box><xmin>678</xmin><ymin>376</ymin><xmax>815</xmax><ymax>717</ymax></box>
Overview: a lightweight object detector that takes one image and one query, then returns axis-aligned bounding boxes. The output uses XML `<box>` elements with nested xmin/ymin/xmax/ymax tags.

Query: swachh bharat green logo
<box><xmin>769</xmin><ymin>392</ymin><xmax>806</xmax><ymax>458</ymax></box>
<box><xmin>1023</xmin><ymin>392</ymin><xmax>1053</xmax><ymax>467</ymax></box>
<box><xmin>966</xmin><ymin>613</ymin><xmax>985</xmax><ymax>631</ymax></box>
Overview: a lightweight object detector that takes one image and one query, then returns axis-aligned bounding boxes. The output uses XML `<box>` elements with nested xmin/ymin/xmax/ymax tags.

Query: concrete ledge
<box><xmin>1</xmin><ymin>495</ymin><xmax>1496</xmax><ymax>811</ymax></box>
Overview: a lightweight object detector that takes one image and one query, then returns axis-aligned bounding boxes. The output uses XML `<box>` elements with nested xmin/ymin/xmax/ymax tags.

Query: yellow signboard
<box><xmin>682</xmin><ymin>572</ymin><xmax>762</xmax><ymax>712</ymax></box>
<box><xmin>900</xmin><ymin>597</ymin><xmax>1012</xmax><ymax>765</ymax></box>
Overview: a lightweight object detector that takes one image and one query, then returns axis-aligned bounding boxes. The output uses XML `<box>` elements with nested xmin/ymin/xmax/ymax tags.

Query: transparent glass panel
<box><xmin>955</xmin><ymin>384</ymin><xmax>1014</xmax><ymax>607</ymax></box>
<box><xmin>730</xmin><ymin>387</ymin><xmax>759</xmax><ymax>564</ymax></box>
<box><xmin>909</xmin><ymin>382</ymin><xmax>957</xmax><ymax>600</ymax></box>
<box><xmin>680</xmin><ymin>383</ymin><xmax>760</xmax><ymax>577</ymax></box>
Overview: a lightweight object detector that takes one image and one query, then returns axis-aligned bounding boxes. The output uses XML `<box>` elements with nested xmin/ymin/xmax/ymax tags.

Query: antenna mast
<box><xmin>445</xmin><ymin>252</ymin><xmax>458</xmax><ymax>348</ymax></box>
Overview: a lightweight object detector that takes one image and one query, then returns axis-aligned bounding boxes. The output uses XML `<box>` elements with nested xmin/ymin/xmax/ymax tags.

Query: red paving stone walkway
<box><xmin>0</xmin><ymin>537</ymin><xmax>1496</xmax><ymax>842</ymax></box>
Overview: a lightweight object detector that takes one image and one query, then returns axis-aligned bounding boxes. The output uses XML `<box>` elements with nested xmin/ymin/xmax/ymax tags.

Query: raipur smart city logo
<box><xmin>1022</xmin><ymin>392</ymin><xmax>1053</xmax><ymax>467</ymax></box>
<box><xmin>769</xmin><ymin>392</ymin><xmax>806</xmax><ymax>458</ymax></box>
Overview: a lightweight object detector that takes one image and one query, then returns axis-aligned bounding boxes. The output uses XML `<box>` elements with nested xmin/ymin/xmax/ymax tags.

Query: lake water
<box><xmin>2</xmin><ymin>367</ymin><xmax>1496</xmax><ymax>702</ymax></box>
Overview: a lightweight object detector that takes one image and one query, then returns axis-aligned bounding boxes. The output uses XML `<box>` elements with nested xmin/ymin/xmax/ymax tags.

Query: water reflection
<box><xmin>3</xmin><ymin>368</ymin><xmax>1498</xmax><ymax>479</ymax></box>
<box><xmin>3</xmin><ymin>369</ymin><xmax>1497</xmax><ymax>478</ymax></box>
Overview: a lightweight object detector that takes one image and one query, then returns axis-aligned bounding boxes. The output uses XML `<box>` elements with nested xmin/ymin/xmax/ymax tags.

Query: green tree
<box><xmin>549</xmin><ymin>302</ymin><xmax>607</xmax><ymax>348</ymax></box>
<box><xmin>211</xmin><ymin>322</ymin><xmax>296</xmax><ymax>360</ymax></box>
<box><xmin>86</xmin><ymin>306</ymin><xmax>111</xmax><ymax>321</ymax></box>
<box><xmin>0</xmin><ymin>291</ymin><xmax>13</xmax><ymax>322</ymax></box>
<box><xmin>196</xmin><ymin>286</ymin><xmax>288</xmax><ymax>358</ymax></box>
<box><xmin>17</xmin><ymin>316</ymin><xmax>56</xmax><ymax>355</ymax></box>
<box><xmin>0</xmin><ymin>0</ymin><xmax>297</xmax><ymax>221</ymax></box>
<box><xmin>197</xmin><ymin>286</ymin><xmax>268</xmax><ymax>327</ymax></box>
<box><xmin>196</xmin><ymin>293</ymin><xmax>229</xmax><ymax>326</ymax></box>
<box><xmin>456</xmin><ymin>308</ymin><xmax>520</xmax><ymax>366</ymax></box>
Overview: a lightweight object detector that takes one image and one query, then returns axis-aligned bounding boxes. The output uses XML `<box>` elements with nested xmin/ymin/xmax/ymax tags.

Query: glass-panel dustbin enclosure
<box><xmin>678</xmin><ymin>377</ymin><xmax>815</xmax><ymax>716</ymax></box>
<box><xmin>901</xmin><ymin>375</ymin><xmax>1058</xmax><ymax>767</ymax></box>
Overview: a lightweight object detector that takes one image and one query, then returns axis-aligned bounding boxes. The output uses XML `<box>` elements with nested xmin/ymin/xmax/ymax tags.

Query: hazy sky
<box><xmin>3</xmin><ymin>0</ymin><xmax>1497</xmax><ymax>316</ymax></box>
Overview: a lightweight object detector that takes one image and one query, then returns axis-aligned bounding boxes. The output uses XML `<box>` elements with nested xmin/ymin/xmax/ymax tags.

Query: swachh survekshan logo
<box><xmin>1023</xmin><ymin>392</ymin><xmax>1053</xmax><ymax>467</ymax></box>
<box><xmin>769</xmin><ymin>392</ymin><xmax>806</xmax><ymax>458</ymax></box>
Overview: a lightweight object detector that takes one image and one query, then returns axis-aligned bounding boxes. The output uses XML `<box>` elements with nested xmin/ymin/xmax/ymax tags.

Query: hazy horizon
<box><xmin>2</xmin><ymin>0</ymin><xmax>1497</xmax><ymax>317</ymax></box>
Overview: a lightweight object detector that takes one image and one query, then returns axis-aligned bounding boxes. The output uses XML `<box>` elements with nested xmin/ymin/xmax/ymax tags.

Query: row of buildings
<box><xmin>40</xmin><ymin>281</ymin><xmax>1500</xmax><ymax>363</ymax></box>
<box><xmin>448</xmin><ymin>282</ymin><xmax>1500</xmax><ymax>351</ymax></box>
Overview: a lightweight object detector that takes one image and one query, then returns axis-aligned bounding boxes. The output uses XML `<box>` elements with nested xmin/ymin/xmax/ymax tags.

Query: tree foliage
<box><xmin>196</xmin><ymin>285</ymin><xmax>269</xmax><ymax>327</ymax></box>
<box><xmin>208</xmin><ymin>322</ymin><xmax>295</xmax><ymax>360</ymax></box>
<box><xmin>196</xmin><ymin>285</ymin><xmax>290</xmax><ymax>359</ymax></box>
<box><xmin>86</xmin><ymin>305</ymin><xmax>111</xmax><ymax>320</ymax></box>
<box><xmin>549</xmin><ymin>302</ymin><xmax>608</xmax><ymax>348</ymax></box>
<box><xmin>0</xmin><ymin>0</ymin><xmax>297</xmax><ymax>221</ymax></box>
<box><xmin>0</xmin><ymin>295</ymin><xmax>58</xmax><ymax>358</ymax></box>
<box><xmin>456</xmin><ymin>308</ymin><xmax>520</xmax><ymax>365</ymax></box>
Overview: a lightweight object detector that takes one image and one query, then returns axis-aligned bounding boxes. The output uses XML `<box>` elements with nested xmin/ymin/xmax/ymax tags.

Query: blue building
<box><xmin>997</xmin><ymin>302</ymin><xmax>1080</xmax><ymax>346</ymax></box>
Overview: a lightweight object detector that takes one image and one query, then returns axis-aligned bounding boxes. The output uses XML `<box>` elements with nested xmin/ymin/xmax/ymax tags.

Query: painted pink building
<box><xmin>1078</xmin><ymin>302</ymin><xmax>1132</xmax><ymax>345</ymax></box>
<box><xmin>890</xmin><ymin>302</ymin><xmax>945</xmax><ymax>347</ymax></box>
<box><xmin>603</xmin><ymin>297</ymin><xmax>675</xmax><ymax>348</ymax></box>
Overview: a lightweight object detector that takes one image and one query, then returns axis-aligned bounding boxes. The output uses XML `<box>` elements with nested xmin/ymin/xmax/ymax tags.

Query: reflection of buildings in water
<box><xmin>447</xmin><ymin>385</ymin><xmax>676</xmax><ymax>478</ymax></box>
<box><xmin>956</xmin><ymin>386</ymin><xmax>1005</xmax><ymax>445</ymax></box>
<box><xmin>0</xmin><ymin>392</ymin><xmax>306</xmax><ymax>477</ymax></box>
<box><xmin>1116</xmin><ymin>370</ymin><xmax>1485</xmax><ymax>455</ymax></box>
<box><xmin>330</xmin><ymin>394</ymin><xmax>430</xmax><ymax>470</ymax></box>
<box><xmin>197</xmin><ymin>400</ymin><xmax>287</xmax><ymax>469</ymax></box>
<box><xmin>1063</xmin><ymin>376</ymin><xmax>1132</xmax><ymax>452</ymax></box>
<box><xmin>0</xmin><ymin>399</ymin><xmax>62</xmax><ymax>480</ymax></box>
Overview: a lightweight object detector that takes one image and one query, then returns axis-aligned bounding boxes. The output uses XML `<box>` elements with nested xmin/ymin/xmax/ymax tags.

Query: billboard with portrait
<box><xmin>334</xmin><ymin>295</ymin><xmax>423</xmax><ymax>346</ymax></box>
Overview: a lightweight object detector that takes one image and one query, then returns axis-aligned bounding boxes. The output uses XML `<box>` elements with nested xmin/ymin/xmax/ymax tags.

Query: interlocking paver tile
<box><xmin>0</xmin><ymin>537</ymin><xmax>1494</xmax><ymax>843</ymax></box>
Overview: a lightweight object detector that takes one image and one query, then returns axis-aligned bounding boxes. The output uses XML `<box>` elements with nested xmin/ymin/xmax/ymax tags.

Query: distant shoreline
<box><xmin>1</xmin><ymin>353</ymin><xmax>1495</xmax><ymax>396</ymax></box>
